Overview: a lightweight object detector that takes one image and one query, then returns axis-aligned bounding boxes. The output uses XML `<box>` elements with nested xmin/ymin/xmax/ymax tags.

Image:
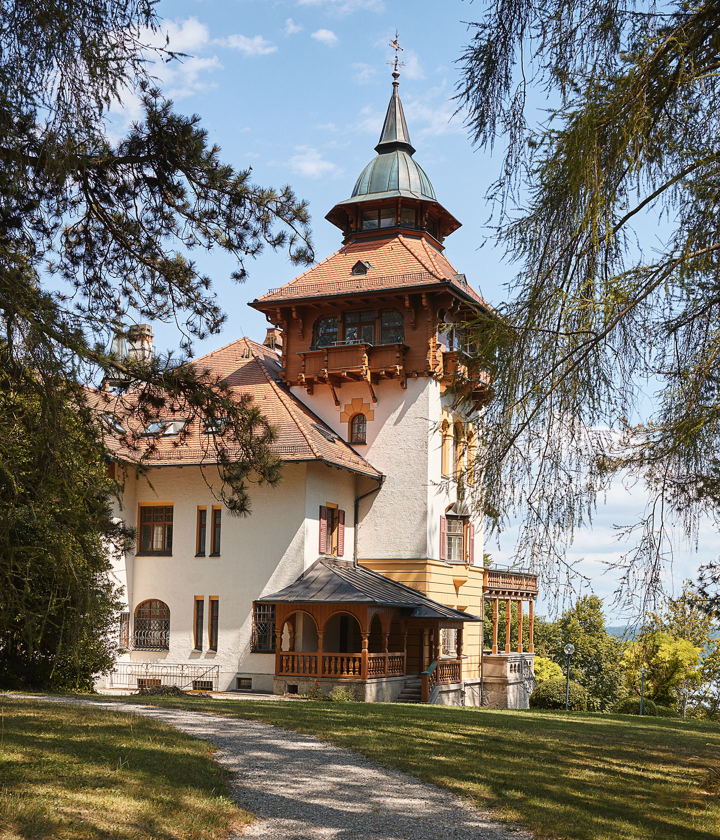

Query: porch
<box><xmin>259</xmin><ymin>558</ymin><xmax>481</xmax><ymax>703</ymax></box>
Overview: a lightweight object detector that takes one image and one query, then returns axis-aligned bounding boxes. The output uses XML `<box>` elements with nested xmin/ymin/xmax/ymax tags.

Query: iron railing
<box><xmin>106</xmin><ymin>662</ymin><xmax>220</xmax><ymax>691</ymax></box>
<box><xmin>132</xmin><ymin>618</ymin><xmax>170</xmax><ymax>650</ymax></box>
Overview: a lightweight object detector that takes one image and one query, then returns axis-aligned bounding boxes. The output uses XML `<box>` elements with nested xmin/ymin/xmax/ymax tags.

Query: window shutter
<box><xmin>319</xmin><ymin>506</ymin><xmax>328</xmax><ymax>554</ymax></box>
<box><xmin>337</xmin><ymin>509</ymin><xmax>345</xmax><ymax>557</ymax></box>
<box><xmin>439</xmin><ymin>516</ymin><xmax>446</xmax><ymax>560</ymax></box>
<box><xmin>468</xmin><ymin>524</ymin><xmax>475</xmax><ymax>565</ymax></box>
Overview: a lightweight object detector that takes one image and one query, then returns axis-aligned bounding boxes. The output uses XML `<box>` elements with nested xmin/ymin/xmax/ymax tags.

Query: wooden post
<box><xmin>505</xmin><ymin>599</ymin><xmax>511</xmax><ymax>654</ymax></box>
<box><xmin>529</xmin><ymin>600</ymin><xmax>535</xmax><ymax>653</ymax></box>
<box><xmin>317</xmin><ymin>630</ymin><xmax>324</xmax><ymax>677</ymax></box>
<box><xmin>492</xmin><ymin>598</ymin><xmax>499</xmax><ymax>655</ymax></box>
<box><xmin>433</xmin><ymin>628</ymin><xmax>441</xmax><ymax>663</ymax></box>
<box><xmin>457</xmin><ymin>627</ymin><xmax>463</xmax><ymax>682</ymax></box>
<box><xmin>361</xmin><ymin>632</ymin><xmax>369</xmax><ymax>680</ymax></box>
<box><xmin>402</xmin><ymin>621</ymin><xmax>408</xmax><ymax>676</ymax></box>
<box><xmin>382</xmin><ymin>631</ymin><xmax>390</xmax><ymax>676</ymax></box>
<box><xmin>422</xmin><ymin>628</ymin><xmax>430</xmax><ymax>671</ymax></box>
<box><xmin>275</xmin><ymin>615</ymin><xmax>284</xmax><ymax>677</ymax></box>
<box><xmin>517</xmin><ymin>601</ymin><xmax>523</xmax><ymax>653</ymax></box>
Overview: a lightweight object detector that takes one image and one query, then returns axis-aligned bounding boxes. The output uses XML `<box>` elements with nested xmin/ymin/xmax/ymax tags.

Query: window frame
<box><xmin>208</xmin><ymin>597</ymin><xmax>219</xmax><ymax>652</ymax></box>
<box><xmin>314</xmin><ymin>315</ymin><xmax>339</xmax><ymax>349</ymax></box>
<box><xmin>133</xmin><ymin>599</ymin><xmax>170</xmax><ymax>650</ymax></box>
<box><xmin>319</xmin><ymin>503</ymin><xmax>345</xmax><ymax>557</ymax></box>
<box><xmin>210</xmin><ymin>506</ymin><xmax>221</xmax><ymax>556</ymax></box>
<box><xmin>379</xmin><ymin>308</ymin><xmax>405</xmax><ymax>345</ymax></box>
<box><xmin>445</xmin><ymin>515</ymin><xmax>465</xmax><ymax>563</ymax></box>
<box><xmin>349</xmin><ymin>413</ymin><xmax>367</xmax><ymax>445</ymax></box>
<box><xmin>193</xmin><ymin>596</ymin><xmax>204</xmax><ymax>651</ymax></box>
<box><xmin>137</xmin><ymin>503</ymin><xmax>174</xmax><ymax>556</ymax></box>
<box><xmin>251</xmin><ymin>603</ymin><xmax>276</xmax><ymax>653</ymax></box>
<box><xmin>196</xmin><ymin>506</ymin><xmax>207</xmax><ymax>556</ymax></box>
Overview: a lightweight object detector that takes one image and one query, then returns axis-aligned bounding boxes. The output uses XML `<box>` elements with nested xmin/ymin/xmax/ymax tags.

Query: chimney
<box><xmin>127</xmin><ymin>324</ymin><xmax>154</xmax><ymax>364</ymax></box>
<box><xmin>263</xmin><ymin>328</ymin><xmax>283</xmax><ymax>352</ymax></box>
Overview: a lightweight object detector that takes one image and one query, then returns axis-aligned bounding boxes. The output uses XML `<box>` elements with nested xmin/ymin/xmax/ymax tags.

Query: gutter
<box><xmin>353</xmin><ymin>475</ymin><xmax>386</xmax><ymax>567</ymax></box>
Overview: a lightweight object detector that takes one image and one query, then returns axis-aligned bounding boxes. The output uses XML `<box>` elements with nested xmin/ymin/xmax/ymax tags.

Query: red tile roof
<box><xmin>254</xmin><ymin>234</ymin><xmax>490</xmax><ymax>309</ymax></box>
<box><xmin>91</xmin><ymin>338</ymin><xmax>381</xmax><ymax>478</ymax></box>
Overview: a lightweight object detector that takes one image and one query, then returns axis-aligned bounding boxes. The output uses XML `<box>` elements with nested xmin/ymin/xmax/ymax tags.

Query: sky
<box><xmin>109</xmin><ymin>0</ymin><xmax>717</xmax><ymax>619</ymax></box>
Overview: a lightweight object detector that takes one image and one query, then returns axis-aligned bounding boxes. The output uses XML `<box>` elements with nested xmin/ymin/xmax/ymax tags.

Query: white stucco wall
<box><xmin>109</xmin><ymin>461</ymin><xmax>359</xmax><ymax>690</ymax></box>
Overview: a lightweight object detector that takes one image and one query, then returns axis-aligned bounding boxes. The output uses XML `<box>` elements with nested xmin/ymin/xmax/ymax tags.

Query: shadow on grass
<box><xmin>112</xmin><ymin>695</ymin><xmax>720</xmax><ymax>840</ymax></box>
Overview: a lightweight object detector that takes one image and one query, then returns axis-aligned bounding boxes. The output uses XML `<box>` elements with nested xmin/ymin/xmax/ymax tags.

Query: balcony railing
<box><xmin>133</xmin><ymin>619</ymin><xmax>170</xmax><ymax>650</ymax></box>
<box><xmin>421</xmin><ymin>657</ymin><xmax>463</xmax><ymax>701</ymax></box>
<box><xmin>484</xmin><ymin>568</ymin><xmax>538</xmax><ymax>596</ymax></box>
<box><xmin>299</xmin><ymin>342</ymin><xmax>406</xmax><ymax>379</ymax></box>
<box><xmin>277</xmin><ymin>651</ymin><xmax>406</xmax><ymax>680</ymax></box>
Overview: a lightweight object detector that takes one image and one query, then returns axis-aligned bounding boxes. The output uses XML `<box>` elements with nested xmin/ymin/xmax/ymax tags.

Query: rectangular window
<box><xmin>138</xmin><ymin>504</ymin><xmax>173</xmax><ymax>555</ymax></box>
<box><xmin>208</xmin><ymin>597</ymin><xmax>219</xmax><ymax>651</ymax></box>
<box><xmin>446</xmin><ymin>517</ymin><xmax>465</xmax><ymax>563</ymax></box>
<box><xmin>379</xmin><ymin>309</ymin><xmax>404</xmax><ymax>344</ymax></box>
<box><xmin>361</xmin><ymin>209</ymin><xmax>379</xmax><ymax>230</ymax></box>
<box><xmin>343</xmin><ymin>310</ymin><xmax>374</xmax><ymax>344</ymax></box>
<box><xmin>380</xmin><ymin>207</ymin><xmax>396</xmax><ymax>228</ymax></box>
<box><xmin>319</xmin><ymin>505</ymin><xmax>345</xmax><ymax>557</ymax></box>
<box><xmin>211</xmin><ymin>506</ymin><xmax>221</xmax><ymax>555</ymax></box>
<box><xmin>196</xmin><ymin>507</ymin><xmax>207</xmax><ymax>555</ymax></box>
<box><xmin>400</xmin><ymin>206</ymin><xmax>417</xmax><ymax>228</ymax></box>
<box><xmin>252</xmin><ymin>603</ymin><xmax>276</xmax><ymax>652</ymax></box>
<box><xmin>119</xmin><ymin>612</ymin><xmax>130</xmax><ymax>649</ymax></box>
<box><xmin>194</xmin><ymin>597</ymin><xmax>204</xmax><ymax>650</ymax></box>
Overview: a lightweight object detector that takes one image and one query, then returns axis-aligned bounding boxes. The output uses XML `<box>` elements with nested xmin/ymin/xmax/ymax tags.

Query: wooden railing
<box><xmin>484</xmin><ymin>569</ymin><xmax>538</xmax><ymax>595</ymax></box>
<box><xmin>299</xmin><ymin>342</ymin><xmax>406</xmax><ymax>378</ymax></box>
<box><xmin>421</xmin><ymin>657</ymin><xmax>463</xmax><ymax>702</ymax></box>
<box><xmin>277</xmin><ymin>651</ymin><xmax>406</xmax><ymax>680</ymax></box>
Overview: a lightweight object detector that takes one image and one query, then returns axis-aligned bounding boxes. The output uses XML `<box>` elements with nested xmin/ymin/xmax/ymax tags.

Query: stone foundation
<box><xmin>481</xmin><ymin>652</ymin><xmax>535</xmax><ymax>709</ymax></box>
<box><xmin>272</xmin><ymin>675</ymin><xmax>407</xmax><ymax>702</ymax></box>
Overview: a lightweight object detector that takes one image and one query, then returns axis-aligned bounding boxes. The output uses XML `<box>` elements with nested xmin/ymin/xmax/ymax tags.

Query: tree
<box><xmin>535</xmin><ymin>596</ymin><xmax>625</xmax><ymax>710</ymax></box>
<box><xmin>457</xmin><ymin>0</ymin><xmax>720</xmax><ymax>614</ymax></box>
<box><xmin>0</xmin><ymin>1</ymin><xmax>313</xmax><ymax>686</ymax></box>
<box><xmin>621</xmin><ymin>632</ymin><xmax>700</xmax><ymax>706</ymax></box>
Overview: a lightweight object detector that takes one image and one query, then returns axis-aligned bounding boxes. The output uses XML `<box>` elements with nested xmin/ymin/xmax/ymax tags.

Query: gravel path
<box><xmin>12</xmin><ymin>694</ymin><xmax>534</xmax><ymax>840</ymax></box>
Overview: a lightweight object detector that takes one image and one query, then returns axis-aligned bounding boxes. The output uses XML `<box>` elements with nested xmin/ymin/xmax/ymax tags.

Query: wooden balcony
<box><xmin>440</xmin><ymin>350</ymin><xmax>491</xmax><ymax>407</ymax></box>
<box><xmin>421</xmin><ymin>657</ymin><xmax>463</xmax><ymax>702</ymax></box>
<box><xmin>483</xmin><ymin>568</ymin><xmax>538</xmax><ymax>599</ymax></box>
<box><xmin>298</xmin><ymin>342</ymin><xmax>407</xmax><ymax>393</ymax></box>
<box><xmin>277</xmin><ymin>650</ymin><xmax>407</xmax><ymax>680</ymax></box>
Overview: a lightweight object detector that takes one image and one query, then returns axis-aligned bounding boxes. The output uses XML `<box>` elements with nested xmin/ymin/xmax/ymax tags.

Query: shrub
<box><xmin>533</xmin><ymin>656</ymin><xmax>564</xmax><ymax>684</ymax></box>
<box><xmin>655</xmin><ymin>704</ymin><xmax>680</xmax><ymax>718</ymax></box>
<box><xmin>529</xmin><ymin>678</ymin><xmax>587</xmax><ymax>711</ymax></box>
<box><xmin>328</xmin><ymin>685</ymin><xmax>356</xmax><ymax>702</ymax></box>
<box><xmin>611</xmin><ymin>696</ymin><xmax>657</xmax><ymax>716</ymax></box>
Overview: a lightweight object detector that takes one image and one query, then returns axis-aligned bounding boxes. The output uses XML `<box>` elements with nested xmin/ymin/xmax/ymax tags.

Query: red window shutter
<box><xmin>337</xmin><ymin>509</ymin><xmax>345</xmax><ymax>557</ymax></box>
<box><xmin>319</xmin><ymin>506</ymin><xmax>328</xmax><ymax>554</ymax></box>
<box><xmin>468</xmin><ymin>524</ymin><xmax>475</xmax><ymax>565</ymax></box>
<box><xmin>439</xmin><ymin>516</ymin><xmax>446</xmax><ymax>560</ymax></box>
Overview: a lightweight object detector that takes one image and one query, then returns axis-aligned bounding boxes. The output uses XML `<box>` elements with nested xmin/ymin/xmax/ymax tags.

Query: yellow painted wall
<box><xmin>360</xmin><ymin>559</ymin><xmax>484</xmax><ymax>680</ymax></box>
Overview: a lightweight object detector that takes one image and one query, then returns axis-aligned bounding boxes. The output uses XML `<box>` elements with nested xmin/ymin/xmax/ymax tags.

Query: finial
<box><xmin>387</xmin><ymin>30</ymin><xmax>405</xmax><ymax>85</ymax></box>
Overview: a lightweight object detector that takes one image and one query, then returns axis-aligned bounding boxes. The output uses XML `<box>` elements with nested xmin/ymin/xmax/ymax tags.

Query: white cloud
<box><xmin>289</xmin><ymin>145</ymin><xmax>343</xmax><ymax>178</ymax></box>
<box><xmin>298</xmin><ymin>0</ymin><xmax>383</xmax><ymax>13</ymax></box>
<box><xmin>217</xmin><ymin>34</ymin><xmax>277</xmax><ymax>56</ymax></box>
<box><xmin>285</xmin><ymin>18</ymin><xmax>303</xmax><ymax>35</ymax></box>
<box><xmin>314</xmin><ymin>122</ymin><xmax>338</xmax><ymax>131</ymax></box>
<box><xmin>354</xmin><ymin>105</ymin><xmax>384</xmax><ymax>135</ymax></box>
<box><xmin>311</xmin><ymin>29</ymin><xmax>338</xmax><ymax>46</ymax></box>
<box><xmin>353</xmin><ymin>63</ymin><xmax>377</xmax><ymax>84</ymax></box>
<box><xmin>402</xmin><ymin>50</ymin><xmax>424</xmax><ymax>81</ymax></box>
<box><xmin>246</xmin><ymin>152</ymin><xmax>261</xmax><ymax>159</ymax></box>
<box><xmin>149</xmin><ymin>17</ymin><xmax>210</xmax><ymax>53</ymax></box>
<box><xmin>403</xmin><ymin>85</ymin><xmax>465</xmax><ymax>139</ymax></box>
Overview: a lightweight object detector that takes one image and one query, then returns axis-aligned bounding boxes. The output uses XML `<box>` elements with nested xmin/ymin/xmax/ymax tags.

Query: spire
<box><xmin>375</xmin><ymin>32</ymin><xmax>415</xmax><ymax>155</ymax></box>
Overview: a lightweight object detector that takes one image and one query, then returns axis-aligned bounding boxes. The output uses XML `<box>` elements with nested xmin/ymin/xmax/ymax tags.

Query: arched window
<box><xmin>466</xmin><ymin>426</ymin><xmax>477</xmax><ymax>486</ymax></box>
<box><xmin>314</xmin><ymin>315</ymin><xmax>338</xmax><ymax>349</ymax></box>
<box><xmin>453</xmin><ymin>422</ymin><xmax>465</xmax><ymax>479</ymax></box>
<box><xmin>134</xmin><ymin>599</ymin><xmax>170</xmax><ymax>650</ymax></box>
<box><xmin>349</xmin><ymin>413</ymin><xmax>367</xmax><ymax>444</ymax></box>
<box><xmin>379</xmin><ymin>309</ymin><xmax>404</xmax><ymax>344</ymax></box>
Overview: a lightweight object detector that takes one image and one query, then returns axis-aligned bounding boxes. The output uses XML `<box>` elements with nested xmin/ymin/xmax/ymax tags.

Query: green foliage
<box><xmin>611</xmin><ymin>697</ymin><xmax>657</xmax><ymax>716</ymax></box>
<box><xmin>529</xmin><ymin>677</ymin><xmax>588</xmax><ymax>711</ymax></box>
<box><xmin>0</xmin><ymin>353</ymin><xmax>123</xmax><ymax>689</ymax></box>
<box><xmin>457</xmin><ymin>0</ymin><xmax>720</xmax><ymax>609</ymax></box>
<box><xmin>621</xmin><ymin>632</ymin><xmax>700</xmax><ymax>706</ymax></box>
<box><xmin>655</xmin><ymin>705</ymin><xmax>680</xmax><ymax>718</ymax></box>
<box><xmin>534</xmin><ymin>596</ymin><xmax>625</xmax><ymax>710</ymax></box>
<box><xmin>328</xmin><ymin>685</ymin><xmax>356</xmax><ymax>702</ymax></box>
<box><xmin>533</xmin><ymin>656</ymin><xmax>563</xmax><ymax>683</ymax></box>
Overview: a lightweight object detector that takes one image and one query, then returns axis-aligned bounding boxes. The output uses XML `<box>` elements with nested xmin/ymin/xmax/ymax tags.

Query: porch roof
<box><xmin>258</xmin><ymin>558</ymin><xmax>480</xmax><ymax>622</ymax></box>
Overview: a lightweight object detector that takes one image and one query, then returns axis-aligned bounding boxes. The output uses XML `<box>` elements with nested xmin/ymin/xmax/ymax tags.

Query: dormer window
<box><xmin>142</xmin><ymin>419</ymin><xmax>187</xmax><ymax>437</ymax></box>
<box><xmin>351</xmin><ymin>260</ymin><xmax>371</xmax><ymax>276</ymax></box>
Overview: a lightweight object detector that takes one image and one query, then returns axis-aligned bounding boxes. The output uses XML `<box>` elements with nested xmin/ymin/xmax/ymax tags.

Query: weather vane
<box><xmin>388</xmin><ymin>30</ymin><xmax>405</xmax><ymax>78</ymax></box>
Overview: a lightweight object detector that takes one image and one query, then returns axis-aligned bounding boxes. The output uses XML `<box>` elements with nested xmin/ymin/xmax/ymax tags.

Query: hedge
<box><xmin>611</xmin><ymin>696</ymin><xmax>658</xmax><ymax>716</ymax></box>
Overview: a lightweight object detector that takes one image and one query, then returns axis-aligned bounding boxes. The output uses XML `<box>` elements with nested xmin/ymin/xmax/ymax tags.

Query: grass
<box><xmin>109</xmin><ymin>694</ymin><xmax>720</xmax><ymax>840</ymax></box>
<box><xmin>0</xmin><ymin>696</ymin><xmax>252</xmax><ymax>840</ymax></box>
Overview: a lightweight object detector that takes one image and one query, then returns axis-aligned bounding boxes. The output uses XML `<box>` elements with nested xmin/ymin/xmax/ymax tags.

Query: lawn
<box><xmin>112</xmin><ymin>694</ymin><xmax>720</xmax><ymax>840</ymax></box>
<box><xmin>0</xmin><ymin>696</ymin><xmax>252</xmax><ymax>840</ymax></box>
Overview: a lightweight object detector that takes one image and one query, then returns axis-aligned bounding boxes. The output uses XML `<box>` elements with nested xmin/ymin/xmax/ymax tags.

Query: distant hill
<box><xmin>606</xmin><ymin>626</ymin><xmax>636</xmax><ymax>639</ymax></box>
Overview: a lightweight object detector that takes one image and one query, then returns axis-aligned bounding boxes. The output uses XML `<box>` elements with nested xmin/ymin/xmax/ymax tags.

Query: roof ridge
<box><xmin>190</xmin><ymin>336</ymin><xmax>251</xmax><ymax>370</ymax></box>
<box><xmin>397</xmin><ymin>234</ymin><xmax>439</xmax><ymax>278</ymax></box>
<box><xmin>420</xmin><ymin>237</ymin><xmax>444</xmax><ymax>276</ymax></box>
<box><xmin>260</xmin><ymin>248</ymin><xmax>345</xmax><ymax>297</ymax></box>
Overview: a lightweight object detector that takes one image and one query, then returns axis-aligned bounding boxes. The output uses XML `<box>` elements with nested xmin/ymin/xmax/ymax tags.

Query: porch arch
<box><xmin>322</xmin><ymin>611</ymin><xmax>363</xmax><ymax>654</ymax></box>
<box><xmin>279</xmin><ymin>609</ymin><xmax>319</xmax><ymax>653</ymax></box>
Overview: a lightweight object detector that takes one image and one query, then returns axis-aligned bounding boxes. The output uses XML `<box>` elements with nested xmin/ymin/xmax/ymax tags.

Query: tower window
<box><xmin>400</xmin><ymin>206</ymin><xmax>417</xmax><ymax>228</ymax></box>
<box><xmin>380</xmin><ymin>208</ymin><xmax>396</xmax><ymax>228</ymax></box>
<box><xmin>315</xmin><ymin>315</ymin><xmax>338</xmax><ymax>348</ymax></box>
<box><xmin>343</xmin><ymin>310</ymin><xmax>374</xmax><ymax>344</ymax></box>
<box><xmin>361</xmin><ymin>209</ymin><xmax>379</xmax><ymax>230</ymax></box>
<box><xmin>349</xmin><ymin>413</ymin><xmax>367</xmax><ymax>445</ymax></box>
<box><xmin>361</xmin><ymin>208</ymin><xmax>396</xmax><ymax>230</ymax></box>
<box><xmin>380</xmin><ymin>309</ymin><xmax>404</xmax><ymax>344</ymax></box>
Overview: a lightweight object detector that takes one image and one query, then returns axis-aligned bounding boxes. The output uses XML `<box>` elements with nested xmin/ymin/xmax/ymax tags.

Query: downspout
<box><xmin>353</xmin><ymin>475</ymin><xmax>385</xmax><ymax>567</ymax></box>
